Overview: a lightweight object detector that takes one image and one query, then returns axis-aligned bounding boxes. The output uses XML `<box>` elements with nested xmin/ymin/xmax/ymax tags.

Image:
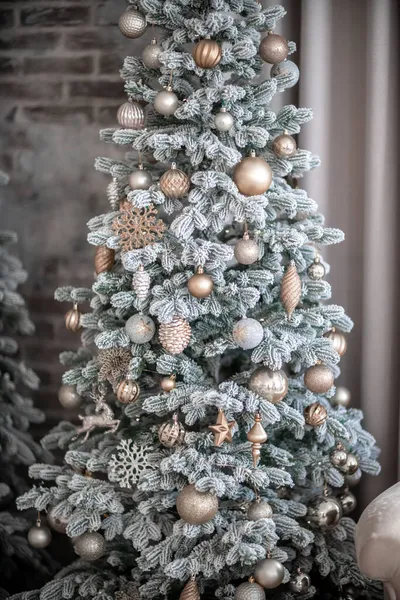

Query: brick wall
<box><xmin>0</xmin><ymin>0</ymin><xmax>155</xmax><ymax>432</ymax></box>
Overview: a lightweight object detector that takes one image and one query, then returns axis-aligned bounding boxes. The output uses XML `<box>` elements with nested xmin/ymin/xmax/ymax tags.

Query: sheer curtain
<box><xmin>268</xmin><ymin>0</ymin><xmax>400</xmax><ymax>508</ymax></box>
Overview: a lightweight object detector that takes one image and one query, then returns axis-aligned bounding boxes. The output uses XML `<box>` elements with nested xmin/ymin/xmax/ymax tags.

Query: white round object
<box><xmin>154</xmin><ymin>88</ymin><xmax>179</xmax><ymax>116</ymax></box>
<box><xmin>215</xmin><ymin>108</ymin><xmax>234</xmax><ymax>132</ymax></box>
<box><xmin>129</xmin><ymin>168</ymin><xmax>152</xmax><ymax>190</ymax></box>
<box><xmin>125</xmin><ymin>314</ymin><xmax>155</xmax><ymax>344</ymax></box>
<box><xmin>119</xmin><ymin>8</ymin><xmax>146</xmax><ymax>38</ymax></box>
<box><xmin>142</xmin><ymin>39</ymin><xmax>162</xmax><ymax>69</ymax></box>
<box><xmin>117</xmin><ymin>101</ymin><xmax>145</xmax><ymax>129</ymax></box>
<box><xmin>233</xmin><ymin>317</ymin><xmax>264</xmax><ymax>350</ymax></box>
<box><xmin>270</xmin><ymin>59</ymin><xmax>300</xmax><ymax>89</ymax></box>
<box><xmin>234</xmin><ymin>236</ymin><xmax>259</xmax><ymax>264</ymax></box>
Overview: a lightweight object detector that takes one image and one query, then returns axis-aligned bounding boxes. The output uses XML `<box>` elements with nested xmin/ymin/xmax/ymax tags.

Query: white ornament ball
<box><xmin>270</xmin><ymin>59</ymin><xmax>300</xmax><ymax>89</ymax></box>
<box><xmin>74</xmin><ymin>531</ymin><xmax>106</xmax><ymax>561</ymax></box>
<box><xmin>142</xmin><ymin>39</ymin><xmax>162</xmax><ymax>69</ymax></box>
<box><xmin>58</xmin><ymin>384</ymin><xmax>81</xmax><ymax>409</ymax></box>
<box><xmin>154</xmin><ymin>87</ymin><xmax>179</xmax><ymax>116</ymax></box>
<box><xmin>332</xmin><ymin>386</ymin><xmax>351</xmax><ymax>407</ymax></box>
<box><xmin>129</xmin><ymin>167</ymin><xmax>152</xmax><ymax>190</ymax></box>
<box><xmin>117</xmin><ymin>101</ymin><xmax>145</xmax><ymax>129</ymax></box>
<box><xmin>125</xmin><ymin>314</ymin><xmax>155</xmax><ymax>344</ymax></box>
<box><xmin>214</xmin><ymin>107</ymin><xmax>234</xmax><ymax>132</ymax></box>
<box><xmin>235</xmin><ymin>582</ymin><xmax>266</xmax><ymax>600</ymax></box>
<box><xmin>119</xmin><ymin>8</ymin><xmax>146</xmax><ymax>38</ymax></box>
<box><xmin>254</xmin><ymin>558</ymin><xmax>285</xmax><ymax>589</ymax></box>
<box><xmin>28</xmin><ymin>523</ymin><xmax>52</xmax><ymax>548</ymax></box>
<box><xmin>233</xmin><ymin>317</ymin><xmax>264</xmax><ymax>350</ymax></box>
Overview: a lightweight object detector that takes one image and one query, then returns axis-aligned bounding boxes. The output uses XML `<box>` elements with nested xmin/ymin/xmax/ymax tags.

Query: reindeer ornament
<box><xmin>73</xmin><ymin>385</ymin><xmax>120</xmax><ymax>442</ymax></box>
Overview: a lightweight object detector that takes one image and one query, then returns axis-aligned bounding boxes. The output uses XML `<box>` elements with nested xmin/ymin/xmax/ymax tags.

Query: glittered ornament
<box><xmin>330</xmin><ymin>443</ymin><xmax>348</xmax><ymax>468</ymax></box>
<box><xmin>215</xmin><ymin>107</ymin><xmax>234</xmax><ymax>132</ymax></box>
<box><xmin>176</xmin><ymin>484</ymin><xmax>218</xmax><ymax>524</ymax></box>
<box><xmin>193</xmin><ymin>39</ymin><xmax>222</xmax><ymax>69</ymax></box>
<box><xmin>179</xmin><ymin>576</ymin><xmax>200</xmax><ymax>600</ymax></box>
<box><xmin>281</xmin><ymin>260</ymin><xmax>301</xmax><ymax>319</ymax></box>
<box><xmin>304</xmin><ymin>364</ymin><xmax>334</xmax><ymax>393</ymax></box>
<box><xmin>259</xmin><ymin>33</ymin><xmax>289</xmax><ymax>64</ymax></box>
<box><xmin>208</xmin><ymin>408</ymin><xmax>235</xmax><ymax>446</ymax></box>
<box><xmin>187</xmin><ymin>266</ymin><xmax>214</xmax><ymax>298</ymax></box>
<box><xmin>306</xmin><ymin>495</ymin><xmax>342</xmax><ymax>530</ymax></box>
<box><xmin>233</xmin><ymin>151</ymin><xmax>272</xmax><ymax>196</ymax></box>
<box><xmin>234</xmin><ymin>231</ymin><xmax>259</xmax><ymax>264</ymax></box>
<box><xmin>28</xmin><ymin>519</ymin><xmax>52</xmax><ymax>548</ymax></box>
<box><xmin>304</xmin><ymin>402</ymin><xmax>328</xmax><ymax>427</ymax></box>
<box><xmin>154</xmin><ymin>86</ymin><xmax>179</xmax><ymax>115</ymax></box>
<box><xmin>74</xmin><ymin>531</ymin><xmax>106</xmax><ymax>561</ymax></box>
<box><xmin>233</xmin><ymin>317</ymin><xmax>264</xmax><ymax>350</ymax></box>
<box><xmin>142</xmin><ymin>38</ymin><xmax>162</xmax><ymax>69</ymax></box>
<box><xmin>159</xmin><ymin>413</ymin><xmax>185</xmax><ymax>448</ymax></box>
<box><xmin>132</xmin><ymin>264</ymin><xmax>151</xmax><ymax>300</ymax></box>
<box><xmin>234</xmin><ymin>581</ymin><xmax>266</xmax><ymax>600</ymax></box>
<box><xmin>159</xmin><ymin>316</ymin><xmax>191</xmax><ymax>354</ymax></box>
<box><xmin>247</xmin><ymin>498</ymin><xmax>273</xmax><ymax>521</ymax></box>
<box><xmin>332</xmin><ymin>386</ymin><xmax>351</xmax><ymax>407</ymax></box>
<box><xmin>346</xmin><ymin>468</ymin><xmax>362</xmax><ymax>487</ymax></box>
<box><xmin>247</xmin><ymin>413</ymin><xmax>268</xmax><ymax>467</ymax></box>
<box><xmin>254</xmin><ymin>558</ymin><xmax>285</xmax><ymax>589</ymax></box>
<box><xmin>115</xmin><ymin>583</ymin><xmax>141</xmax><ymax>600</ymax></box>
<box><xmin>95</xmin><ymin>245</ymin><xmax>115</xmax><ymax>275</ymax></box>
<box><xmin>117</xmin><ymin>100</ymin><xmax>145</xmax><ymax>129</ymax></box>
<box><xmin>340</xmin><ymin>453</ymin><xmax>359</xmax><ymax>475</ymax></box>
<box><xmin>160</xmin><ymin>163</ymin><xmax>190</xmax><ymax>198</ymax></box>
<box><xmin>160</xmin><ymin>374</ymin><xmax>176</xmax><ymax>392</ymax></box>
<box><xmin>324</xmin><ymin>328</ymin><xmax>347</xmax><ymax>357</ymax></box>
<box><xmin>98</xmin><ymin>348</ymin><xmax>132</xmax><ymax>383</ymax></box>
<box><xmin>129</xmin><ymin>165</ymin><xmax>152</xmax><ymax>190</ymax></box>
<box><xmin>65</xmin><ymin>304</ymin><xmax>81</xmax><ymax>332</ymax></box>
<box><xmin>125</xmin><ymin>314</ymin><xmax>155</xmax><ymax>344</ymax></box>
<box><xmin>47</xmin><ymin>507</ymin><xmax>69</xmax><ymax>534</ymax></box>
<box><xmin>119</xmin><ymin>7</ymin><xmax>146</xmax><ymax>38</ymax></box>
<box><xmin>270</xmin><ymin>59</ymin><xmax>300</xmax><ymax>88</ymax></box>
<box><xmin>58</xmin><ymin>384</ymin><xmax>81</xmax><ymax>409</ymax></box>
<box><xmin>249</xmin><ymin>367</ymin><xmax>288</xmax><ymax>403</ymax></box>
<box><xmin>307</xmin><ymin>255</ymin><xmax>325</xmax><ymax>280</ymax></box>
<box><xmin>116</xmin><ymin>379</ymin><xmax>140</xmax><ymax>404</ymax></box>
<box><xmin>288</xmin><ymin>571</ymin><xmax>311</xmax><ymax>594</ymax></box>
<box><xmin>273</xmin><ymin>133</ymin><xmax>297</xmax><ymax>158</ymax></box>
<box><xmin>337</xmin><ymin>489</ymin><xmax>357</xmax><ymax>515</ymax></box>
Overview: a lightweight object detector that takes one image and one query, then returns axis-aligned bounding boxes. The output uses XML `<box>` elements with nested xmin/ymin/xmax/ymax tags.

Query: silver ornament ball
<box><xmin>306</xmin><ymin>495</ymin><xmax>342</xmax><ymax>530</ymax></box>
<box><xmin>234</xmin><ymin>581</ymin><xmax>266</xmax><ymax>600</ymax></box>
<box><xmin>74</xmin><ymin>531</ymin><xmax>106</xmax><ymax>561</ymax></box>
<box><xmin>119</xmin><ymin>7</ymin><xmax>146</xmax><ymax>38</ymax></box>
<box><xmin>247</xmin><ymin>499</ymin><xmax>273</xmax><ymax>521</ymax></box>
<box><xmin>154</xmin><ymin>87</ymin><xmax>179</xmax><ymax>116</ymax></box>
<box><xmin>117</xmin><ymin>101</ymin><xmax>145</xmax><ymax>129</ymax></box>
<box><xmin>337</xmin><ymin>489</ymin><xmax>357</xmax><ymax>515</ymax></box>
<box><xmin>332</xmin><ymin>386</ymin><xmax>351</xmax><ymax>407</ymax></box>
<box><xmin>254</xmin><ymin>558</ymin><xmax>285</xmax><ymax>589</ymax></box>
<box><xmin>141</xmin><ymin>38</ymin><xmax>162</xmax><ymax>69</ymax></box>
<box><xmin>215</xmin><ymin>107</ymin><xmax>234</xmax><ymax>132</ymax></box>
<box><xmin>307</xmin><ymin>257</ymin><xmax>325</xmax><ymax>281</ymax></box>
<box><xmin>288</xmin><ymin>572</ymin><xmax>311</xmax><ymax>594</ymax></box>
<box><xmin>346</xmin><ymin>468</ymin><xmax>362</xmax><ymax>488</ymax></box>
<box><xmin>129</xmin><ymin>167</ymin><xmax>152</xmax><ymax>190</ymax></box>
<box><xmin>233</xmin><ymin>317</ymin><xmax>264</xmax><ymax>350</ymax></box>
<box><xmin>234</xmin><ymin>235</ymin><xmax>259</xmax><ymax>265</ymax></box>
<box><xmin>249</xmin><ymin>366</ymin><xmax>288</xmax><ymax>404</ymax></box>
<box><xmin>28</xmin><ymin>523</ymin><xmax>52</xmax><ymax>548</ymax></box>
<box><xmin>341</xmin><ymin>453</ymin><xmax>359</xmax><ymax>475</ymax></box>
<box><xmin>270</xmin><ymin>59</ymin><xmax>300</xmax><ymax>89</ymax></box>
<box><xmin>125</xmin><ymin>314</ymin><xmax>155</xmax><ymax>344</ymax></box>
<box><xmin>47</xmin><ymin>507</ymin><xmax>69</xmax><ymax>533</ymax></box>
<box><xmin>58</xmin><ymin>384</ymin><xmax>81</xmax><ymax>409</ymax></box>
<box><xmin>330</xmin><ymin>446</ymin><xmax>348</xmax><ymax>468</ymax></box>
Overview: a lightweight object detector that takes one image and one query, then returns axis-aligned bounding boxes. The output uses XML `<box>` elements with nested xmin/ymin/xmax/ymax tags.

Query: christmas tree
<box><xmin>0</xmin><ymin>170</ymin><xmax>55</xmax><ymax>597</ymax></box>
<box><xmin>16</xmin><ymin>2</ymin><xmax>381</xmax><ymax>600</ymax></box>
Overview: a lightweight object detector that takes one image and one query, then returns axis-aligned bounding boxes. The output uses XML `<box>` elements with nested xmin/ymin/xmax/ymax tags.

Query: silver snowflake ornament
<box><xmin>108</xmin><ymin>439</ymin><xmax>152</xmax><ymax>488</ymax></box>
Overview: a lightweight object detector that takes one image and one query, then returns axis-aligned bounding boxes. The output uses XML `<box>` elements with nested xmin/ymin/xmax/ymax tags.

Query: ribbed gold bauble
<box><xmin>159</xmin><ymin>316</ymin><xmax>191</xmax><ymax>354</ymax></box>
<box><xmin>179</xmin><ymin>576</ymin><xmax>200</xmax><ymax>600</ymax></box>
<box><xmin>193</xmin><ymin>39</ymin><xmax>222</xmax><ymax>69</ymax></box>
<box><xmin>160</xmin><ymin>374</ymin><xmax>176</xmax><ymax>392</ymax></box>
<box><xmin>249</xmin><ymin>367</ymin><xmax>288</xmax><ymax>403</ymax></box>
<box><xmin>65</xmin><ymin>304</ymin><xmax>81</xmax><ymax>332</ymax></box>
<box><xmin>160</xmin><ymin>163</ymin><xmax>190</xmax><ymax>198</ymax></box>
<box><xmin>304</xmin><ymin>402</ymin><xmax>328</xmax><ymax>427</ymax></box>
<box><xmin>233</xmin><ymin>152</ymin><xmax>272</xmax><ymax>196</ymax></box>
<box><xmin>117</xmin><ymin>100</ymin><xmax>145</xmax><ymax>129</ymax></box>
<box><xmin>247</xmin><ymin>413</ymin><xmax>268</xmax><ymax>467</ymax></box>
<box><xmin>187</xmin><ymin>266</ymin><xmax>214</xmax><ymax>298</ymax></box>
<box><xmin>95</xmin><ymin>246</ymin><xmax>115</xmax><ymax>275</ymax></box>
<box><xmin>116</xmin><ymin>379</ymin><xmax>140</xmax><ymax>404</ymax></box>
<box><xmin>259</xmin><ymin>33</ymin><xmax>289</xmax><ymax>64</ymax></box>
<box><xmin>273</xmin><ymin>133</ymin><xmax>297</xmax><ymax>157</ymax></box>
<box><xmin>304</xmin><ymin>364</ymin><xmax>335</xmax><ymax>394</ymax></box>
<box><xmin>280</xmin><ymin>261</ymin><xmax>301</xmax><ymax>319</ymax></box>
<box><xmin>324</xmin><ymin>329</ymin><xmax>347</xmax><ymax>357</ymax></box>
<box><xmin>176</xmin><ymin>484</ymin><xmax>219</xmax><ymax>524</ymax></box>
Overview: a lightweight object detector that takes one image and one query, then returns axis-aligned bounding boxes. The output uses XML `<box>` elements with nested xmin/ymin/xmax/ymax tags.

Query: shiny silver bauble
<box><xmin>28</xmin><ymin>523</ymin><xmax>52</xmax><ymax>548</ymax></box>
<box><xmin>306</xmin><ymin>495</ymin><xmax>342</xmax><ymax>530</ymax></box>
<box><xmin>214</xmin><ymin>107</ymin><xmax>234</xmax><ymax>132</ymax></box>
<box><xmin>74</xmin><ymin>531</ymin><xmax>106</xmax><ymax>561</ymax></box>
<box><xmin>119</xmin><ymin>7</ymin><xmax>146</xmax><ymax>38</ymax></box>
<box><xmin>141</xmin><ymin>38</ymin><xmax>162</xmax><ymax>69</ymax></box>
<box><xmin>341</xmin><ymin>453</ymin><xmax>359</xmax><ymax>475</ymax></box>
<box><xmin>58</xmin><ymin>384</ymin><xmax>82</xmax><ymax>409</ymax></box>
<box><xmin>154</xmin><ymin>87</ymin><xmax>179</xmax><ymax>116</ymax></box>
<box><xmin>288</xmin><ymin>571</ymin><xmax>311</xmax><ymax>594</ymax></box>
<box><xmin>345</xmin><ymin>468</ymin><xmax>362</xmax><ymax>488</ymax></box>
<box><xmin>270</xmin><ymin>59</ymin><xmax>300</xmax><ymax>88</ymax></box>
<box><xmin>331</xmin><ymin>386</ymin><xmax>351</xmax><ymax>407</ymax></box>
<box><xmin>234</xmin><ymin>581</ymin><xmax>266</xmax><ymax>600</ymax></box>
<box><xmin>233</xmin><ymin>317</ymin><xmax>264</xmax><ymax>350</ymax></box>
<box><xmin>330</xmin><ymin>445</ymin><xmax>348</xmax><ymax>468</ymax></box>
<box><xmin>247</xmin><ymin>499</ymin><xmax>273</xmax><ymax>521</ymax></box>
<box><xmin>254</xmin><ymin>558</ymin><xmax>285</xmax><ymax>589</ymax></box>
<box><xmin>129</xmin><ymin>167</ymin><xmax>152</xmax><ymax>190</ymax></box>
<box><xmin>337</xmin><ymin>489</ymin><xmax>357</xmax><ymax>515</ymax></box>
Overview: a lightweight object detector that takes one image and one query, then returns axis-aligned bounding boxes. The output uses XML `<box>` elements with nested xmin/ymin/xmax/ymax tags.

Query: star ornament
<box><xmin>208</xmin><ymin>409</ymin><xmax>236</xmax><ymax>447</ymax></box>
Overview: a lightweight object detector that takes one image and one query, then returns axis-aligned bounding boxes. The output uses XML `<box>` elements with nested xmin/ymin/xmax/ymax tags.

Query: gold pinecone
<box><xmin>159</xmin><ymin>316</ymin><xmax>191</xmax><ymax>354</ymax></box>
<box><xmin>280</xmin><ymin>260</ymin><xmax>301</xmax><ymax>319</ymax></box>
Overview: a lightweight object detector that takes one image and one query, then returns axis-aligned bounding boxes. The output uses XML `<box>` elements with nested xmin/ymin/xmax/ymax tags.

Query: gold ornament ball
<box><xmin>273</xmin><ymin>133</ymin><xmax>297</xmax><ymax>158</ymax></box>
<box><xmin>65</xmin><ymin>306</ymin><xmax>81</xmax><ymax>332</ymax></box>
<box><xmin>154</xmin><ymin>87</ymin><xmax>179</xmax><ymax>116</ymax></box>
<box><xmin>254</xmin><ymin>558</ymin><xmax>285</xmax><ymax>589</ymax></box>
<box><xmin>47</xmin><ymin>507</ymin><xmax>69</xmax><ymax>534</ymax></box>
<box><xmin>304</xmin><ymin>402</ymin><xmax>328</xmax><ymax>427</ymax></box>
<box><xmin>119</xmin><ymin>7</ymin><xmax>146</xmax><ymax>38</ymax></box>
<box><xmin>307</xmin><ymin>256</ymin><xmax>325</xmax><ymax>280</ymax></box>
<box><xmin>58</xmin><ymin>384</ymin><xmax>82</xmax><ymax>409</ymax></box>
<box><xmin>233</xmin><ymin>154</ymin><xmax>272</xmax><ymax>196</ymax></box>
<box><xmin>129</xmin><ymin>166</ymin><xmax>152</xmax><ymax>191</ymax></box>
<box><xmin>234</xmin><ymin>582</ymin><xmax>266</xmax><ymax>600</ymax></box>
<box><xmin>158</xmin><ymin>414</ymin><xmax>185</xmax><ymax>448</ymax></box>
<box><xmin>324</xmin><ymin>329</ymin><xmax>347</xmax><ymax>357</ymax></box>
<box><xmin>249</xmin><ymin>366</ymin><xmax>288</xmax><ymax>403</ymax></box>
<box><xmin>160</xmin><ymin>375</ymin><xmax>177</xmax><ymax>392</ymax></box>
<box><xmin>187</xmin><ymin>267</ymin><xmax>214</xmax><ymax>298</ymax></box>
<box><xmin>95</xmin><ymin>246</ymin><xmax>115</xmax><ymax>275</ymax></box>
<box><xmin>247</xmin><ymin>499</ymin><xmax>273</xmax><ymax>521</ymax></box>
<box><xmin>28</xmin><ymin>523</ymin><xmax>52</xmax><ymax>548</ymax></box>
<box><xmin>160</xmin><ymin>164</ymin><xmax>190</xmax><ymax>198</ymax></box>
<box><xmin>159</xmin><ymin>316</ymin><xmax>191</xmax><ymax>355</ymax></box>
<box><xmin>259</xmin><ymin>33</ymin><xmax>289</xmax><ymax>64</ymax></box>
<box><xmin>234</xmin><ymin>234</ymin><xmax>259</xmax><ymax>265</ymax></box>
<box><xmin>304</xmin><ymin>364</ymin><xmax>334</xmax><ymax>394</ymax></box>
<box><xmin>116</xmin><ymin>380</ymin><xmax>140</xmax><ymax>404</ymax></box>
<box><xmin>193</xmin><ymin>39</ymin><xmax>222</xmax><ymax>69</ymax></box>
<box><xmin>346</xmin><ymin>468</ymin><xmax>362</xmax><ymax>487</ymax></box>
<box><xmin>176</xmin><ymin>484</ymin><xmax>218</xmax><ymax>524</ymax></box>
<box><xmin>332</xmin><ymin>386</ymin><xmax>351</xmax><ymax>407</ymax></box>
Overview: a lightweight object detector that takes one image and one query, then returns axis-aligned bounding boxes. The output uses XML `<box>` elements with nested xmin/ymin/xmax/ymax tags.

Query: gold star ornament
<box><xmin>208</xmin><ymin>408</ymin><xmax>235</xmax><ymax>447</ymax></box>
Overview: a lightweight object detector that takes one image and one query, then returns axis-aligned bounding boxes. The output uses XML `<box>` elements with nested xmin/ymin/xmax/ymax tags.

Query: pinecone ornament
<box><xmin>179</xmin><ymin>576</ymin><xmax>200</xmax><ymax>600</ymax></box>
<box><xmin>132</xmin><ymin>265</ymin><xmax>151</xmax><ymax>300</ymax></box>
<box><xmin>280</xmin><ymin>260</ymin><xmax>301</xmax><ymax>319</ymax></box>
<box><xmin>159</xmin><ymin>316</ymin><xmax>191</xmax><ymax>354</ymax></box>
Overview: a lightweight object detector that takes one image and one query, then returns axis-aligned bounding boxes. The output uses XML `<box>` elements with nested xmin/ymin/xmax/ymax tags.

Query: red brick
<box><xmin>0</xmin><ymin>32</ymin><xmax>61</xmax><ymax>51</ymax></box>
<box><xmin>69</xmin><ymin>80</ymin><xmax>123</xmax><ymax>99</ymax></box>
<box><xmin>24</xmin><ymin>55</ymin><xmax>93</xmax><ymax>75</ymax></box>
<box><xmin>99</xmin><ymin>52</ymin><xmax>123</xmax><ymax>74</ymax></box>
<box><xmin>0</xmin><ymin>57</ymin><xmax>22</xmax><ymax>75</ymax></box>
<box><xmin>0</xmin><ymin>9</ymin><xmax>14</xmax><ymax>28</ymax></box>
<box><xmin>0</xmin><ymin>81</ymin><xmax>63</xmax><ymax>100</ymax></box>
<box><xmin>23</xmin><ymin>106</ymin><xmax>94</xmax><ymax>123</ymax></box>
<box><xmin>20</xmin><ymin>7</ymin><xmax>90</xmax><ymax>27</ymax></box>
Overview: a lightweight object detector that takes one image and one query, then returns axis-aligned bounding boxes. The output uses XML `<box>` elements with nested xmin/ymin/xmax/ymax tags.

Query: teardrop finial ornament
<box><xmin>247</xmin><ymin>413</ymin><xmax>268</xmax><ymax>467</ymax></box>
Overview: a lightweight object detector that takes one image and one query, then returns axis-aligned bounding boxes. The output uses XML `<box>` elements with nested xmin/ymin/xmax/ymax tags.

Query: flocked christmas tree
<box><xmin>0</xmin><ymin>170</ymin><xmax>55</xmax><ymax>598</ymax></box>
<box><xmin>16</xmin><ymin>2</ymin><xmax>381</xmax><ymax>600</ymax></box>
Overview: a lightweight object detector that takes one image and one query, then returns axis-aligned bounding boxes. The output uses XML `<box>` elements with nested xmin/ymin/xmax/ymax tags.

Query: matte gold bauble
<box><xmin>324</xmin><ymin>329</ymin><xmax>347</xmax><ymax>357</ymax></box>
<box><xmin>249</xmin><ymin>367</ymin><xmax>288</xmax><ymax>403</ymax></box>
<box><xmin>259</xmin><ymin>33</ymin><xmax>289</xmax><ymax>64</ymax></box>
<box><xmin>129</xmin><ymin>165</ymin><xmax>152</xmax><ymax>190</ymax></box>
<box><xmin>95</xmin><ymin>246</ymin><xmax>115</xmax><ymax>275</ymax></box>
<box><xmin>280</xmin><ymin>261</ymin><xmax>301</xmax><ymax>319</ymax></box>
<box><xmin>247</xmin><ymin>498</ymin><xmax>273</xmax><ymax>521</ymax></box>
<box><xmin>116</xmin><ymin>379</ymin><xmax>140</xmax><ymax>404</ymax></box>
<box><xmin>160</xmin><ymin>374</ymin><xmax>176</xmax><ymax>392</ymax></box>
<box><xmin>304</xmin><ymin>402</ymin><xmax>328</xmax><ymax>427</ymax></box>
<box><xmin>160</xmin><ymin>163</ymin><xmax>190</xmax><ymax>198</ymax></box>
<box><xmin>187</xmin><ymin>266</ymin><xmax>214</xmax><ymax>298</ymax></box>
<box><xmin>234</xmin><ymin>231</ymin><xmax>259</xmax><ymax>264</ymax></box>
<box><xmin>154</xmin><ymin>86</ymin><xmax>179</xmax><ymax>116</ymax></box>
<box><xmin>273</xmin><ymin>133</ymin><xmax>297</xmax><ymax>157</ymax></box>
<box><xmin>193</xmin><ymin>39</ymin><xmax>222</xmax><ymax>69</ymax></box>
<box><xmin>233</xmin><ymin>152</ymin><xmax>272</xmax><ymax>196</ymax></box>
<box><xmin>28</xmin><ymin>522</ymin><xmax>52</xmax><ymax>548</ymax></box>
<box><xmin>159</xmin><ymin>316</ymin><xmax>191</xmax><ymax>354</ymax></box>
<box><xmin>179</xmin><ymin>576</ymin><xmax>200</xmax><ymax>600</ymax></box>
<box><xmin>247</xmin><ymin>413</ymin><xmax>268</xmax><ymax>467</ymax></box>
<box><xmin>176</xmin><ymin>484</ymin><xmax>218</xmax><ymax>524</ymax></box>
<box><xmin>254</xmin><ymin>558</ymin><xmax>285</xmax><ymax>589</ymax></box>
<box><xmin>65</xmin><ymin>304</ymin><xmax>81</xmax><ymax>332</ymax></box>
<box><xmin>58</xmin><ymin>384</ymin><xmax>82</xmax><ymax>409</ymax></box>
<box><xmin>304</xmin><ymin>364</ymin><xmax>334</xmax><ymax>393</ymax></box>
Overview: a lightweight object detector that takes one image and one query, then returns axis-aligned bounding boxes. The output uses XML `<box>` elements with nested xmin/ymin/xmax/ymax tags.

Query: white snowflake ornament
<box><xmin>108</xmin><ymin>439</ymin><xmax>152</xmax><ymax>488</ymax></box>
